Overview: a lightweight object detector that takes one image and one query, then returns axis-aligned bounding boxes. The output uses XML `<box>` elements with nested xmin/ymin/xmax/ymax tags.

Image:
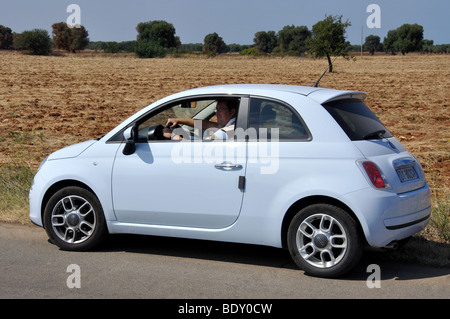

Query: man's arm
<box><xmin>166</xmin><ymin>118</ymin><xmax>219</xmax><ymax>130</ymax></box>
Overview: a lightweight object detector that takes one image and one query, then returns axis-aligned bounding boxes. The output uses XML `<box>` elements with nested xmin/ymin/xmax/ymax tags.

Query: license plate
<box><xmin>396</xmin><ymin>166</ymin><xmax>418</xmax><ymax>182</ymax></box>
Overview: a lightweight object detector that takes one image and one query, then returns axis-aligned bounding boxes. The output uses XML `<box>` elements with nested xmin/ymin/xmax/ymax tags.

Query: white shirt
<box><xmin>212</xmin><ymin>118</ymin><xmax>236</xmax><ymax>140</ymax></box>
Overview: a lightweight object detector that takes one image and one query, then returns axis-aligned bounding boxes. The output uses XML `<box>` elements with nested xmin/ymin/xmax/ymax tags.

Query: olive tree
<box><xmin>383</xmin><ymin>23</ymin><xmax>424</xmax><ymax>55</ymax></box>
<box><xmin>203</xmin><ymin>32</ymin><xmax>226</xmax><ymax>54</ymax></box>
<box><xmin>364</xmin><ymin>35</ymin><xmax>382</xmax><ymax>55</ymax></box>
<box><xmin>253</xmin><ymin>31</ymin><xmax>277</xmax><ymax>53</ymax></box>
<box><xmin>52</xmin><ymin>22</ymin><xmax>89</xmax><ymax>53</ymax></box>
<box><xmin>306</xmin><ymin>15</ymin><xmax>351</xmax><ymax>72</ymax></box>
<box><xmin>136</xmin><ymin>20</ymin><xmax>179</xmax><ymax>49</ymax></box>
<box><xmin>278</xmin><ymin>25</ymin><xmax>311</xmax><ymax>55</ymax></box>
<box><xmin>0</xmin><ymin>25</ymin><xmax>13</xmax><ymax>49</ymax></box>
<box><xmin>135</xmin><ymin>20</ymin><xmax>179</xmax><ymax>58</ymax></box>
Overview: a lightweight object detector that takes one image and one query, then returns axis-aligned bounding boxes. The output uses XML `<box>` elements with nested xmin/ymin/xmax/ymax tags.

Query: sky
<box><xmin>0</xmin><ymin>0</ymin><xmax>449</xmax><ymax>45</ymax></box>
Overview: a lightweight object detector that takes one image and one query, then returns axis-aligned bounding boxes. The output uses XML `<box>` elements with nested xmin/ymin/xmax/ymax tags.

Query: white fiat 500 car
<box><xmin>29</xmin><ymin>84</ymin><xmax>431</xmax><ymax>278</ymax></box>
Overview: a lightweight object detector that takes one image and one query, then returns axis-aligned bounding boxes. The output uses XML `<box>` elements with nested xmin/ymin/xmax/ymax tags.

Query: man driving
<box><xmin>163</xmin><ymin>99</ymin><xmax>238</xmax><ymax>140</ymax></box>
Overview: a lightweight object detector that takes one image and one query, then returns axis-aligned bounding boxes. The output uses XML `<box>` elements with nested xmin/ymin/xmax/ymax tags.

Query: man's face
<box><xmin>216</xmin><ymin>101</ymin><xmax>235</xmax><ymax>127</ymax></box>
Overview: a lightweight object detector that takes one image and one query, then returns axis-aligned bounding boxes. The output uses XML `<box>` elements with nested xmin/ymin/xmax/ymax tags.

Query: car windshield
<box><xmin>322</xmin><ymin>99</ymin><xmax>392</xmax><ymax>141</ymax></box>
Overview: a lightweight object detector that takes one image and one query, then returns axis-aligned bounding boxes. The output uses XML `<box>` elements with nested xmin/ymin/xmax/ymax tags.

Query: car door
<box><xmin>111</xmin><ymin>97</ymin><xmax>247</xmax><ymax>229</ymax></box>
<box><xmin>241</xmin><ymin>97</ymin><xmax>313</xmax><ymax>224</ymax></box>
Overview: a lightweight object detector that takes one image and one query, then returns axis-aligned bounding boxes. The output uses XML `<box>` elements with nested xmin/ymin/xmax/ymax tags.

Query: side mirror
<box><xmin>122</xmin><ymin>126</ymin><xmax>136</xmax><ymax>155</ymax></box>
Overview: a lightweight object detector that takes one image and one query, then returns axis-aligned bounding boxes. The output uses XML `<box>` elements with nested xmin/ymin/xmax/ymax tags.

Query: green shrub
<box><xmin>104</xmin><ymin>42</ymin><xmax>120</xmax><ymax>53</ymax></box>
<box><xmin>135</xmin><ymin>40</ymin><xmax>166</xmax><ymax>58</ymax></box>
<box><xmin>14</xmin><ymin>29</ymin><xmax>52</xmax><ymax>55</ymax></box>
<box><xmin>239</xmin><ymin>47</ymin><xmax>262</xmax><ymax>56</ymax></box>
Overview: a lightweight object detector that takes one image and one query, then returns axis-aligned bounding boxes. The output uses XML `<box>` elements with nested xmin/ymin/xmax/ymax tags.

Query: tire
<box><xmin>287</xmin><ymin>204</ymin><xmax>363</xmax><ymax>278</ymax></box>
<box><xmin>43</xmin><ymin>186</ymin><xmax>108</xmax><ymax>251</ymax></box>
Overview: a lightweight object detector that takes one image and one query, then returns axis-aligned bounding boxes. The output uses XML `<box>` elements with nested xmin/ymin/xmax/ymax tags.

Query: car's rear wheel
<box><xmin>287</xmin><ymin>204</ymin><xmax>363</xmax><ymax>278</ymax></box>
<box><xmin>43</xmin><ymin>186</ymin><xmax>108</xmax><ymax>251</ymax></box>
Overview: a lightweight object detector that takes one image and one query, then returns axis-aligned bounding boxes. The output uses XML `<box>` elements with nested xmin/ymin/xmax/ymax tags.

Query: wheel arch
<box><xmin>280</xmin><ymin>195</ymin><xmax>365</xmax><ymax>249</ymax></box>
<box><xmin>41</xmin><ymin>179</ymin><xmax>97</xmax><ymax>228</ymax></box>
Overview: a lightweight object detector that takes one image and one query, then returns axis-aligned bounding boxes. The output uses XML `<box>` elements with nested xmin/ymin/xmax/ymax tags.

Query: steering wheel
<box><xmin>147</xmin><ymin>125</ymin><xmax>166</xmax><ymax>140</ymax></box>
<box><xmin>147</xmin><ymin>123</ymin><xmax>194</xmax><ymax>140</ymax></box>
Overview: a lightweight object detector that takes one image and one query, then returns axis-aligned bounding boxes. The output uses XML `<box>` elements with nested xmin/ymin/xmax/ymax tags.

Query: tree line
<box><xmin>361</xmin><ymin>23</ymin><xmax>450</xmax><ymax>55</ymax></box>
<box><xmin>0</xmin><ymin>23</ymin><xmax>89</xmax><ymax>55</ymax></box>
<box><xmin>1</xmin><ymin>16</ymin><xmax>448</xmax><ymax>58</ymax></box>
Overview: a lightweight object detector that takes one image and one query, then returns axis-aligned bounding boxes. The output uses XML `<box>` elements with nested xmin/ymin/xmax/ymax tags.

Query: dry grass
<box><xmin>0</xmin><ymin>51</ymin><xmax>448</xmax><ymax>245</ymax></box>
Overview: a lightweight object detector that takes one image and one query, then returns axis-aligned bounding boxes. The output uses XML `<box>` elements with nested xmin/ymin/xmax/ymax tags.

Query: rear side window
<box><xmin>322</xmin><ymin>99</ymin><xmax>392</xmax><ymax>141</ymax></box>
<box><xmin>248</xmin><ymin>98</ymin><xmax>310</xmax><ymax>141</ymax></box>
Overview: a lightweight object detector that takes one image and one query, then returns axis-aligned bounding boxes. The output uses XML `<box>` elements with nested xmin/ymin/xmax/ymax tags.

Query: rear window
<box><xmin>322</xmin><ymin>99</ymin><xmax>392</xmax><ymax>141</ymax></box>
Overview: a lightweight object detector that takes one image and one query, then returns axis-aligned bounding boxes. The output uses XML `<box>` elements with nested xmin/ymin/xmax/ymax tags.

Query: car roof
<box><xmin>174</xmin><ymin>84</ymin><xmax>366</xmax><ymax>104</ymax></box>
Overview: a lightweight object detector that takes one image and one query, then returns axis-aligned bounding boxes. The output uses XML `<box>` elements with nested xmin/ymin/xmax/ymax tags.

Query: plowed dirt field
<box><xmin>0</xmin><ymin>51</ymin><xmax>448</xmax><ymax>189</ymax></box>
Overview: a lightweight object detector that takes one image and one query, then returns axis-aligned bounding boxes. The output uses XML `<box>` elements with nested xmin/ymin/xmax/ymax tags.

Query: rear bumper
<box><xmin>384</xmin><ymin>207</ymin><xmax>430</xmax><ymax>230</ymax></box>
<box><xmin>340</xmin><ymin>183</ymin><xmax>431</xmax><ymax>248</ymax></box>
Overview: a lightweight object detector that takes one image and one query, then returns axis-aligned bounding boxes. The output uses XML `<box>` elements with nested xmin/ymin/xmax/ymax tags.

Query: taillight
<box><xmin>361</xmin><ymin>161</ymin><xmax>388</xmax><ymax>188</ymax></box>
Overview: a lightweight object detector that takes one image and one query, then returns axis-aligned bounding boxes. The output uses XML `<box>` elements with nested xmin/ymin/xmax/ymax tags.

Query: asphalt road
<box><xmin>1</xmin><ymin>222</ymin><xmax>449</xmax><ymax>300</ymax></box>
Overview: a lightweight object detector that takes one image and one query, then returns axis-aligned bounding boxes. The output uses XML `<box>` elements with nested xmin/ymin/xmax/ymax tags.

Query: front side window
<box><xmin>248</xmin><ymin>98</ymin><xmax>310</xmax><ymax>141</ymax></box>
<box><xmin>136</xmin><ymin>98</ymin><xmax>240</xmax><ymax>141</ymax></box>
<box><xmin>137</xmin><ymin>100</ymin><xmax>216</xmax><ymax>134</ymax></box>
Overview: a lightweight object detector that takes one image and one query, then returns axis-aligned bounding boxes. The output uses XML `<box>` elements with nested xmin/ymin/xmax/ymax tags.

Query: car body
<box><xmin>29</xmin><ymin>84</ymin><xmax>431</xmax><ymax>277</ymax></box>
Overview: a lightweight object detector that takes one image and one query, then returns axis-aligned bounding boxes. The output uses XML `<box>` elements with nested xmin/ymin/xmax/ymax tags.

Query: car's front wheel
<box><xmin>43</xmin><ymin>186</ymin><xmax>108</xmax><ymax>251</ymax></box>
<box><xmin>287</xmin><ymin>204</ymin><xmax>363</xmax><ymax>278</ymax></box>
